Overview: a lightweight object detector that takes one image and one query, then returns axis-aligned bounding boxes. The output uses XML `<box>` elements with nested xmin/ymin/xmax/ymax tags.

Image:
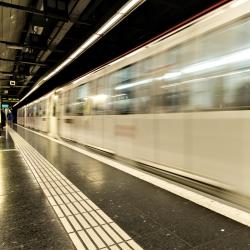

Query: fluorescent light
<box><xmin>97</xmin><ymin>0</ymin><xmax>145</xmax><ymax>35</ymax></box>
<box><xmin>43</xmin><ymin>58</ymin><xmax>73</xmax><ymax>81</ymax></box>
<box><xmin>14</xmin><ymin>0</ymin><xmax>146</xmax><ymax>107</ymax></box>
<box><xmin>81</xmin><ymin>34</ymin><xmax>100</xmax><ymax>50</ymax></box>
<box><xmin>43</xmin><ymin>71</ymin><xmax>55</xmax><ymax>81</ymax></box>
<box><xmin>119</xmin><ymin>0</ymin><xmax>145</xmax><ymax>14</ymax></box>
<box><xmin>115</xmin><ymin>78</ymin><xmax>153</xmax><ymax>90</ymax></box>
<box><xmin>54</xmin><ymin>58</ymin><xmax>73</xmax><ymax>72</ymax></box>
<box><xmin>7</xmin><ymin>45</ymin><xmax>23</xmax><ymax>50</ymax></box>
<box><xmin>69</xmin><ymin>47</ymin><xmax>84</xmax><ymax>60</ymax></box>
<box><xmin>69</xmin><ymin>34</ymin><xmax>100</xmax><ymax>59</ymax></box>
<box><xmin>97</xmin><ymin>14</ymin><xmax>123</xmax><ymax>35</ymax></box>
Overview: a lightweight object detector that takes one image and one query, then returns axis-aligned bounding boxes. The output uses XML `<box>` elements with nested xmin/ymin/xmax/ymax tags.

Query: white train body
<box><xmin>17</xmin><ymin>0</ymin><xmax>250</xmax><ymax>201</ymax></box>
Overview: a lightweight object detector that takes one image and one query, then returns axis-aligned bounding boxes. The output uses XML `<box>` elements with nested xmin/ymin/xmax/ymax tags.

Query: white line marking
<box><xmin>97</xmin><ymin>210</ymin><xmax>113</xmax><ymax>223</ymax></box>
<box><xmin>53</xmin><ymin>205</ymin><xmax>64</xmax><ymax>218</ymax></box>
<box><xmin>8</xmin><ymin>127</ymin><xmax>144</xmax><ymax>249</ymax></box>
<box><xmin>90</xmin><ymin>211</ymin><xmax>105</xmax><ymax>225</ymax></box>
<box><xmin>60</xmin><ymin>204</ymin><xmax>72</xmax><ymax>216</ymax></box>
<box><xmin>86</xmin><ymin>199</ymin><xmax>100</xmax><ymax>210</ymax></box>
<box><xmin>86</xmin><ymin>228</ymin><xmax>106</xmax><ymax>249</ymax></box>
<box><xmin>48</xmin><ymin>188</ymin><xmax>57</xmax><ymax>196</ymax></box>
<box><xmin>82</xmin><ymin>213</ymin><xmax>98</xmax><ymax>227</ymax></box>
<box><xmin>110</xmin><ymin>223</ymin><xmax>131</xmax><ymax>241</ymax></box>
<box><xmin>51</xmin><ymin>182</ymin><xmax>57</xmax><ymax>188</ymax></box>
<box><xmin>77</xmin><ymin>192</ymin><xmax>89</xmax><ymax>200</ymax></box>
<box><xmin>127</xmin><ymin>240</ymin><xmax>143</xmax><ymax>250</ymax></box>
<box><xmin>76</xmin><ymin>214</ymin><xmax>91</xmax><ymax>229</ymax></box>
<box><xmin>94</xmin><ymin>226</ymin><xmax>114</xmax><ymax>246</ymax></box>
<box><xmin>60</xmin><ymin>186</ymin><xmax>69</xmax><ymax>194</ymax></box>
<box><xmin>66</xmin><ymin>185</ymin><xmax>75</xmax><ymax>193</ymax></box>
<box><xmin>55</xmin><ymin>180</ymin><xmax>62</xmax><ymax>187</ymax></box>
<box><xmin>60</xmin><ymin>194</ymin><xmax>70</xmax><ymax>204</ymax></box>
<box><xmin>69</xmin><ymin>232</ymin><xmax>86</xmax><ymax>250</ymax></box>
<box><xmin>54</xmin><ymin>195</ymin><xmax>64</xmax><ymax>205</ymax></box>
<box><xmin>119</xmin><ymin>242</ymin><xmax>132</xmax><ymax>250</ymax></box>
<box><xmin>68</xmin><ymin>215</ymin><xmax>82</xmax><ymax>231</ymax></box>
<box><xmin>110</xmin><ymin>245</ymin><xmax>120</xmax><ymax>250</ymax></box>
<box><xmin>80</xmin><ymin>200</ymin><xmax>92</xmax><ymax>212</ymax></box>
<box><xmin>78</xmin><ymin>230</ymin><xmax>97</xmax><ymax>250</ymax></box>
<box><xmin>41</xmin><ymin>187</ymin><xmax>51</xmax><ymax>197</ymax></box>
<box><xmin>74</xmin><ymin>201</ymin><xmax>86</xmax><ymax>213</ymax></box>
<box><xmin>66</xmin><ymin>193</ymin><xmax>77</xmax><ymax>203</ymax></box>
<box><xmin>67</xmin><ymin>203</ymin><xmax>79</xmax><ymax>215</ymax></box>
<box><xmin>102</xmin><ymin>224</ymin><xmax>123</xmax><ymax>244</ymax></box>
<box><xmin>48</xmin><ymin>196</ymin><xmax>57</xmax><ymax>206</ymax></box>
<box><xmin>60</xmin><ymin>217</ymin><xmax>74</xmax><ymax>233</ymax></box>
<box><xmin>55</xmin><ymin>187</ymin><xmax>63</xmax><ymax>195</ymax></box>
<box><xmin>72</xmin><ymin>192</ymin><xmax>83</xmax><ymax>201</ymax></box>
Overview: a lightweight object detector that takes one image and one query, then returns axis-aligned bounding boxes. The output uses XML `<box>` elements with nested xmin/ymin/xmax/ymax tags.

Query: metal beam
<box><xmin>0</xmin><ymin>71</ymin><xmax>33</xmax><ymax>77</ymax></box>
<box><xmin>0</xmin><ymin>2</ymin><xmax>90</xmax><ymax>25</ymax></box>
<box><xmin>0</xmin><ymin>40</ymin><xmax>65</xmax><ymax>53</ymax></box>
<box><xmin>0</xmin><ymin>71</ymin><xmax>14</xmax><ymax>76</ymax></box>
<box><xmin>18</xmin><ymin>0</ymin><xmax>92</xmax><ymax>97</ymax></box>
<box><xmin>0</xmin><ymin>57</ymin><xmax>47</xmax><ymax>67</ymax></box>
<box><xmin>0</xmin><ymin>85</ymin><xmax>29</xmax><ymax>88</ymax></box>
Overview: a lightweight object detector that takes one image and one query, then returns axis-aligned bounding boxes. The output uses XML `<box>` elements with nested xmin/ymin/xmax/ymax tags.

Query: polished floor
<box><xmin>0</xmin><ymin>130</ymin><xmax>75</xmax><ymax>249</ymax></box>
<box><xmin>0</xmin><ymin>125</ymin><xmax>250</xmax><ymax>249</ymax></box>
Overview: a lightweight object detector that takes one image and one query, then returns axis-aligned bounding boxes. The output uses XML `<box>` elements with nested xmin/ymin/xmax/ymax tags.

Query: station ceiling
<box><xmin>0</xmin><ymin>0</ymin><xmax>231</xmax><ymax>108</ymax></box>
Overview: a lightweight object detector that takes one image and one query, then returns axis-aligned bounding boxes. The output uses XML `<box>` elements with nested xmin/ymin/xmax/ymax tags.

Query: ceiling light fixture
<box><xmin>14</xmin><ymin>0</ymin><xmax>145</xmax><ymax>107</ymax></box>
<box><xmin>7</xmin><ymin>45</ymin><xmax>24</xmax><ymax>50</ymax></box>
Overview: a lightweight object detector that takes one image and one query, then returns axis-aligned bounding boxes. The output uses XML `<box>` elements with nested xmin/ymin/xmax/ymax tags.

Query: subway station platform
<box><xmin>0</xmin><ymin>125</ymin><xmax>250</xmax><ymax>250</ymax></box>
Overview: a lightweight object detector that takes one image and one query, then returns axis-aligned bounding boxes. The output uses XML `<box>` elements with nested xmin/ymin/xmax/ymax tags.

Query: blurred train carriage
<box><xmin>17</xmin><ymin>1</ymin><xmax>250</xmax><ymax>206</ymax></box>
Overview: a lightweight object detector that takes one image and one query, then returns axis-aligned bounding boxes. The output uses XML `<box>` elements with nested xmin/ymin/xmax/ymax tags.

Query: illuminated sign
<box><xmin>1</xmin><ymin>104</ymin><xmax>9</xmax><ymax>109</ymax></box>
<box><xmin>1</xmin><ymin>98</ymin><xmax>19</xmax><ymax>103</ymax></box>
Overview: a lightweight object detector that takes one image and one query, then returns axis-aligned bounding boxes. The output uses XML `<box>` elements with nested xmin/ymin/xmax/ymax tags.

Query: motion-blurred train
<box><xmin>17</xmin><ymin>0</ymin><xmax>250</xmax><ymax>207</ymax></box>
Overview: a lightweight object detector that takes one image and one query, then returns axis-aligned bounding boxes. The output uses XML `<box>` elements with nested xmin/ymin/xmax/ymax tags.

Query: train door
<box><xmin>49</xmin><ymin>93</ymin><xmax>59</xmax><ymax>138</ymax></box>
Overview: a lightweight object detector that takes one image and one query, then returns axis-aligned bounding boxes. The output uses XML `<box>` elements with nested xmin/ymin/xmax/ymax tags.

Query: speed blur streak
<box><xmin>17</xmin><ymin>0</ymin><xmax>250</xmax><ymax>208</ymax></box>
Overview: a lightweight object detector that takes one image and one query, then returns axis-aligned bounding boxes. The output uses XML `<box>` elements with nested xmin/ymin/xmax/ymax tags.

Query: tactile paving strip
<box><xmin>9</xmin><ymin>128</ymin><xmax>143</xmax><ymax>250</ymax></box>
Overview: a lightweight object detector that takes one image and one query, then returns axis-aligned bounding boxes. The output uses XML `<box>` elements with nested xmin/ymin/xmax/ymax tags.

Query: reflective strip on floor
<box><xmin>9</xmin><ymin>128</ymin><xmax>143</xmax><ymax>250</ymax></box>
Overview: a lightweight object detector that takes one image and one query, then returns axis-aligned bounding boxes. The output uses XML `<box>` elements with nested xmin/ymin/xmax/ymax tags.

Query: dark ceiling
<box><xmin>0</xmin><ymin>0</ymin><xmax>231</xmax><ymax>109</ymax></box>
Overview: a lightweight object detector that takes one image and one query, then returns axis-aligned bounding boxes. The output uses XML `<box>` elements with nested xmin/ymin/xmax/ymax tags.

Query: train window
<box><xmin>38</xmin><ymin>103</ymin><xmax>42</xmax><ymax>116</ymax></box>
<box><xmin>42</xmin><ymin>102</ymin><xmax>45</xmax><ymax>116</ymax></box>
<box><xmin>198</xmin><ymin>17</ymin><xmax>250</xmax><ymax>63</ymax></box>
<box><xmin>137</xmin><ymin>56</ymin><xmax>153</xmax><ymax>76</ymax></box>
<box><xmin>113</xmin><ymin>89</ymin><xmax>135</xmax><ymax>114</ymax></box>
<box><xmin>75</xmin><ymin>85</ymin><xmax>84</xmax><ymax>116</ymax></box>
<box><xmin>86</xmin><ymin>81</ymin><xmax>97</xmax><ymax>115</ymax></box>
<box><xmin>133</xmin><ymin>78</ymin><xmax>153</xmax><ymax>114</ymax></box>
<box><xmin>223</xmin><ymin>71</ymin><xmax>250</xmax><ymax>109</ymax></box>
<box><xmin>179</xmin><ymin>39</ymin><xmax>198</xmax><ymax>68</ymax></box>
<box><xmin>94</xmin><ymin>77</ymin><xmax>108</xmax><ymax>115</ymax></box>
<box><xmin>33</xmin><ymin>104</ymin><xmax>37</xmax><ymax>116</ymax></box>
<box><xmin>74</xmin><ymin>84</ymin><xmax>89</xmax><ymax>116</ymax></box>
<box><xmin>112</xmin><ymin>65</ymin><xmax>137</xmax><ymax>114</ymax></box>
<box><xmin>186</xmin><ymin>78</ymin><xmax>223</xmax><ymax>111</ymax></box>
<box><xmin>153</xmin><ymin>46</ymin><xmax>183</xmax><ymax>113</ymax></box>
<box><xmin>64</xmin><ymin>90</ymin><xmax>74</xmax><ymax>115</ymax></box>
